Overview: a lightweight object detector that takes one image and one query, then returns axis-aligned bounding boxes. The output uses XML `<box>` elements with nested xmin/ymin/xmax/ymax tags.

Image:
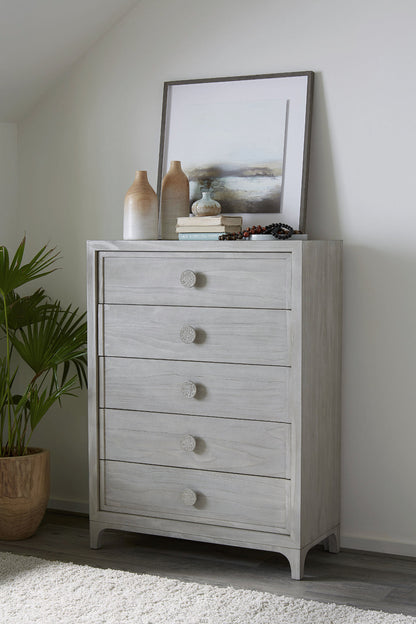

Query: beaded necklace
<box><xmin>219</xmin><ymin>222</ymin><xmax>295</xmax><ymax>241</ymax></box>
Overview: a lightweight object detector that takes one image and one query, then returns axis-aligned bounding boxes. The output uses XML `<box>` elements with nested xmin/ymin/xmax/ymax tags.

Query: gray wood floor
<box><xmin>0</xmin><ymin>510</ymin><xmax>415</xmax><ymax>618</ymax></box>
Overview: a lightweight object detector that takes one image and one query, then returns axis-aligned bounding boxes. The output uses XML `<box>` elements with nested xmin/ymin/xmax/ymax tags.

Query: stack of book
<box><xmin>176</xmin><ymin>215</ymin><xmax>242</xmax><ymax>240</ymax></box>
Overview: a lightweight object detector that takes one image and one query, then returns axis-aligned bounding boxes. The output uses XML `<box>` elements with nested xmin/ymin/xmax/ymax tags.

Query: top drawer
<box><xmin>100</xmin><ymin>252</ymin><xmax>292</xmax><ymax>309</ymax></box>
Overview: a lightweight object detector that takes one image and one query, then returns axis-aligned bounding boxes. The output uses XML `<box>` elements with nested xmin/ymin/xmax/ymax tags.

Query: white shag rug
<box><xmin>0</xmin><ymin>551</ymin><xmax>415</xmax><ymax>624</ymax></box>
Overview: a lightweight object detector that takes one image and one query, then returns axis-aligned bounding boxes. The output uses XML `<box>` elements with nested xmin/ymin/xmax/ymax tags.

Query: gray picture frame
<box><xmin>157</xmin><ymin>71</ymin><xmax>314</xmax><ymax>231</ymax></box>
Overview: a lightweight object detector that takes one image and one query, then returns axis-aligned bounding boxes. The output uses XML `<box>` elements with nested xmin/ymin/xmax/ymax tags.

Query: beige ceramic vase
<box><xmin>160</xmin><ymin>161</ymin><xmax>190</xmax><ymax>239</ymax></box>
<box><xmin>123</xmin><ymin>170</ymin><xmax>158</xmax><ymax>240</ymax></box>
<box><xmin>0</xmin><ymin>448</ymin><xmax>50</xmax><ymax>540</ymax></box>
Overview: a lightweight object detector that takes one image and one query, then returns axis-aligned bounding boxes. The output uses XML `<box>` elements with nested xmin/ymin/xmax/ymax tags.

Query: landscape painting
<box><xmin>158</xmin><ymin>73</ymin><xmax>314</xmax><ymax>229</ymax></box>
<box><xmin>161</xmin><ymin>83</ymin><xmax>287</xmax><ymax>213</ymax></box>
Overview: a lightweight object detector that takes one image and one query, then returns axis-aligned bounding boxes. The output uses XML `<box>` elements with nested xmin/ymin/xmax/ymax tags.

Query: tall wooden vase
<box><xmin>160</xmin><ymin>161</ymin><xmax>190</xmax><ymax>239</ymax></box>
<box><xmin>123</xmin><ymin>171</ymin><xmax>158</xmax><ymax>240</ymax></box>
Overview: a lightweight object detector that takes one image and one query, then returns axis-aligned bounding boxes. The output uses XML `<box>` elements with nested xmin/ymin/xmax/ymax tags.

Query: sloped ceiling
<box><xmin>0</xmin><ymin>0</ymin><xmax>139</xmax><ymax>122</ymax></box>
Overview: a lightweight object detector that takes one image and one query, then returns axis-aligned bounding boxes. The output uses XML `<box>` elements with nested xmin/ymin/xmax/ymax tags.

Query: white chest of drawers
<box><xmin>87</xmin><ymin>240</ymin><xmax>342</xmax><ymax>579</ymax></box>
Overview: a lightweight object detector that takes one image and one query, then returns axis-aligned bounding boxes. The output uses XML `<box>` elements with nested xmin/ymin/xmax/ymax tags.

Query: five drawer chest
<box><xmin>87</xmin><ymin>239</ymin><xmax>342</xmax><ymax>579</ymax></box>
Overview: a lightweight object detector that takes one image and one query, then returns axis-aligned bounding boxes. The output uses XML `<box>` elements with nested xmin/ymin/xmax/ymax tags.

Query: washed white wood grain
<box><xmin>99</xmin><ymin>304</ymin><xmax>291</xmax><ymax>366</ymax></box>
<box><xmin>101</xmin><ymin>409</ymin><xmax>291</xmax><ymax>478</ymax></box>
<box><xmin>87</xmin><ymin>240</ymin><xmax>342</xmax><ymax>580</ymax></box>
<box><xmin>101</xmin><ymin>252</ymin><xmax>292</xmax><ymax>309</ymax></box>
<box><xmin>100</xmin><ymin>357</ymin><xmax>290</xmax><ymax>422</ymax></box>
<box><xmin>101</xmin><ymin>461</ymin><xmax>290</xmax><ymax>534</ymax></box>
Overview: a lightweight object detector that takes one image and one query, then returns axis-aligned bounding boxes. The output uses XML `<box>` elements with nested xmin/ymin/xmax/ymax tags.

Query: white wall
<box><xmin>18</xmin><ymin>0</ymin><xmax>416</xmax><ymax>554</ymax></box>
<box><xmin>0</xmin><ymin>123</ymin><xmax>18</xmax><ymax>244</ymax></box>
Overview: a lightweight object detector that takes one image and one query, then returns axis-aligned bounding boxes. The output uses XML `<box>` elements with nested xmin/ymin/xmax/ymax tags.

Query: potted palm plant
<box><xmin>0</xmin><ymin>237</ymin><xmax>87</xmax><ymax>539</ymax></box>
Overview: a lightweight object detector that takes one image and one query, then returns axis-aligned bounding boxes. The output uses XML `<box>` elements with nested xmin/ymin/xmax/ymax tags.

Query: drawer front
<box><xmin>101</xmin><ymin>409</ymin><xmax>291</xmax><ymax>478</ymax></box>
<box><xmin>101</xmin><ymin>357</ymin><xmax>290</xmax><ymax>422</ymax></box>
<box><xmin>101</xmin><ymin>461</ymin><xmax>290</xmax><ymax>534</ymax></box>
<box><xmin>99</xmin><ymin>305</ymin><xmax>291</xmax><ymax>366</ymax></box>
<box><xmin>101</xmin><ymin>253</ymin><xmax>292</xmax><ymax>309</ymax></box>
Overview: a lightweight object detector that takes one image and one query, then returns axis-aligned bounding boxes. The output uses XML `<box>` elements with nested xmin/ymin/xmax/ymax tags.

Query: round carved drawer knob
<box><xmin>181</xmin><ymin>381</ymin><xmax>197</xmax><ymax>399</ymax></box>
<box><xmin>180</xmin><ymin>435</ymin><xmax>197</xmax><ymax>452</ymax></box>
<box><xmin>181</xmin><ymin>488</ymin><xmax>197</xmax><ymax>506</ymax></box>
<box><xmin>180</xmin><ymin>270</ymin><xmax>197</xmax><ymax>288</ymax></box>
<box><xmin>180</xmin><ymin>326</ymin><xmax>196</xmax><ymax>344</ymax></box>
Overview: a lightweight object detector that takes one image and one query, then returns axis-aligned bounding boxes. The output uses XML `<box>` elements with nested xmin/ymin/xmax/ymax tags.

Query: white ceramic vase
<box><xmin>123</xmin><ymin>171</ymin><xmax>158</xmax><ymax>240</ymax></box>
<box><xmin>191</xmin><ymin>190</ymin><xmax>221</xmax><ymax>217</ymax></box>
<box><xmin>160</xmin><ymin>161</ymin><xmax>190</xmax><ymax>239</ymax></box>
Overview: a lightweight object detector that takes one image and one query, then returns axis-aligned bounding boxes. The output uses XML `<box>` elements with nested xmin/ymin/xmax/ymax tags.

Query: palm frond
<box><xmin>1</xmin><ymin>288</ymin><xmax>50</xmax><ymax>330</ymax></box>
<box><xmin>28</xmin><ymin>376</ymin><xmax>79</xmax><ymax>431</ymax></box>
<box><xmin>0</xmin><ymin>237</ymin><xmax>60</xmax><ymax>297</ymax></box>
<box><xmin>0</xmin><ymin>239</ymin><xmax>87</xmax><ymax>456</ymax></box>
<box><xmin>10</xmin><ymin>300</ymin><xmax>87</xmax><ymax>382</ymax></box>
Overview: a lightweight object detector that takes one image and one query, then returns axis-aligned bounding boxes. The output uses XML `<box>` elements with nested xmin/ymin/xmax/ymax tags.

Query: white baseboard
<box><xmin>341</xmin><ymin>534</ymin><xmax>416</xmax><ymax>558</ymax></box>
<box><xmin>48</xmin><ymin>498</ymin><xmax>89</xmax><ymax>516</ymax></box>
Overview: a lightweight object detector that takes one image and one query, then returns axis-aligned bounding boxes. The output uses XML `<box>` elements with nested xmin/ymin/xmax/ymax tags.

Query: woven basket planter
<box><xmin>0</xmin><ymin>448</ymin><xmax>50</xmax><ymax>540</ymax></box>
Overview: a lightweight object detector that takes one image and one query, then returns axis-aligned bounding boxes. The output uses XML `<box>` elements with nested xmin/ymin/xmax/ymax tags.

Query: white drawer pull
<box><xmin>181</xmin><ymin>381</ymin><xmax>197</xmax><ymax>399</ymax></box>
<box><xmin>180</xmin><ymin>435</ymin><xmax>197</xmax><ymax>452</ymax></box>
<box><xmin>180</xmin><ymin>325</ymin><xmax>196</xmax><ymax>344</ymax></box>
<box><xmin>180</xmin><ymin>270</ymin><xmax>197</xmax><ymax>288</ymax></box>
<box><xmin>181</xmin><ymin>488</ymin><xmax>197</xmax><ymax>506</ymax></box>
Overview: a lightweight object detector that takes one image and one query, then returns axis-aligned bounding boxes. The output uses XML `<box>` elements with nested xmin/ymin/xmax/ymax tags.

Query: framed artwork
<box><xmin>157</xmin><ymin>71</ymin><xmax>314</xmax><ymax>231</ymax></box>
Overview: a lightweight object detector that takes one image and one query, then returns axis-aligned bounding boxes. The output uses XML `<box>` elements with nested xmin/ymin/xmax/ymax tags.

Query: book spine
<box><xmin>176</xmin><ymin>226</ymin><xmax>241</xmax><ymax>233</ymax></box>
<box><xmin>176</xmin><ymin>217</ymin><xmax>242</xmax><ymax>226</ymax></box>
<box><xmin>178</xmin><ymin>233</ymin><xmax>223</xmax><ymax>240</ymax></box>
